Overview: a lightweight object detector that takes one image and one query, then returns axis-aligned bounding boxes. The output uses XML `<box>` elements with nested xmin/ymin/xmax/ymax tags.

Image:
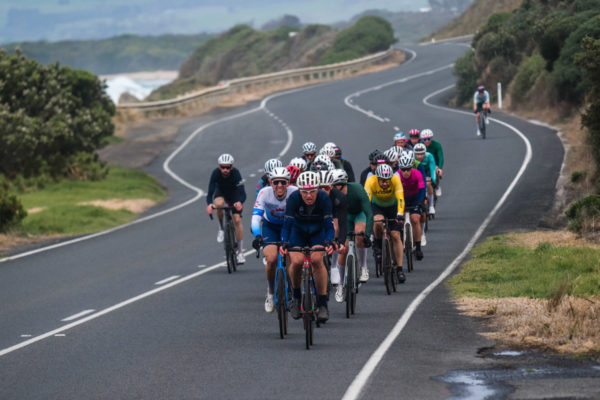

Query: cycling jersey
<box><xmin>206</xmin><ymin>168</ymin><xmax>246</xmax><ymax>205</ymax></box>
<box><xmin>251</xmin><ymin>185</ymin><xmax>298</xmax><ymax>237</ymax></box>
<box><xmin>345</xmin><ymin>182</ymin><xmax>373</xmax><ymax>236</ymax></box>
<box><xmin>359</xmin><ymin>166</ymin><xmax>373</xmax><ymax>186</ymax></box>
<box><xmin>281</xmin><ymin>190</ymin><xmax>335</xmax><ymax>244</ymax></box>
<box><xmin>397</xmin><ymin>168</ymin><xmax>425</xmax><ymax>202</ymax></box>
<box><xmin>328</xmin><ymin>187</ymin><xmax>348</xmax><ymax>242</ymax></box>
<box><xmin>255</xmin><ymin>173</ymin><xmax>269</xmax><ymax>197</ymax></box>
<box><xmin>364</xmin><ymin>174</ymin><xmax>405</xmax><ymax>215</ymax></box>
<box><xmin>474</xmin><ymin>90</ymin><xmax>490</xmax><ymax>105</ymax></box>
<box><xmin>426</xmin><ymin>140</ymin><xmax>444</xmax><ymax>169</ymax></box>
<box><xmin>415</xmin><ymin>152</ymin><xmax>437</xmax><ymax>185</ymax></box>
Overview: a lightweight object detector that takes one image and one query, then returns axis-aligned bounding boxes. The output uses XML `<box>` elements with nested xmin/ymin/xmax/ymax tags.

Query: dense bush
<box><xmin>0</xmin><ymin>50</ymin><xmax>115</xmax><ymax>179</ymax></box>
<box><xmin>566</xmin><ymin>195</ymin><xmax>600</xmax><ymax>234</ymax></box>
<box><xmin>511</xmin><ymin>53</ymin><xmax>546</xmax><ymax>102</ymax></box>
<box><xmin>576</xmin><ymin>36</ymin><xmax>600</xmax><ymax>169</ymax></box>
<box><xmin>0</xmin><ymin>190</ymin><xmax>27</xmax><ymax>232</ymax></box>
<box><xmin>318</xmin><ymin>16</ymin><xmax>396</xmax><ymax>65</ymax></box>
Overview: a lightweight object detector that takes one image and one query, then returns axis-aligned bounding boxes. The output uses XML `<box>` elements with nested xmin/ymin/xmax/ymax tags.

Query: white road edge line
<box><xmin>61</xmin><ymin>309</ymin><xmax>96</xmax><ymax>322</ymax></box>
<box><xmin>154</xmin><ymin>275</ymin><xmax>180</xmax><ymax>285</ymax></box>
<box><xmin>342</xmin><ymin>85</ymin><xmax>532</xmax><ymax>400</ymax></box>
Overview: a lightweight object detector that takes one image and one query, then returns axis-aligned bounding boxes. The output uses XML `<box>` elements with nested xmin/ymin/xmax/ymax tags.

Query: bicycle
<box><xmin>478</xmin><ymin>108</ymin><xmax>490</xmax><ymax>139</ymax></box>
<box><xmin>373</xmin><ymin>218</ymin><xmax>397</xmax><ymax>295</ymax></box>
<box><xmin>258</xmin><ymin>242</ymin><xmax>290</xmax><ymax>339</ymax></box>
<box><xmin>288</xmin><ymin>246</ymin><xmax>326</xmax><ymax>350</ymax></box>
<box><xmin>344</xmin><ymin>232</ymin><xmax>364</xmax><ymax>318</ymax></box>
<box><xmin>209</xmin><ymin>205</ymin><xmax>237</xmax><ymax>274</ymax></box>
<box><xmin>403</xmin><ymin>207</ymin><xmax>419</xmax><ymax>274</ymax></box>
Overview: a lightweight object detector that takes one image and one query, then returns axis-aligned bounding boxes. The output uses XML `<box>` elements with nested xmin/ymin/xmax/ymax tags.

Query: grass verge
<box><xmin>448</xmin><ymin>232</ymin><xmax>600</xmax><ymax>357</ymax></box>
<box><xmin>18</xmin><ymin>167</ymin><xmax>166</xmax><ymax>236</ymax></box>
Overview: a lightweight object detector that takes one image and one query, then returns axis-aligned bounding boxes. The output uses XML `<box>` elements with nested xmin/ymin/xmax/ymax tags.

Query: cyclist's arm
<box><xmin>335</xmin><ymin>192</ymin><xmax>348</xmax><ymax>243</ymax></box>
<box><xmin>206</xmin><ymin>169</ymin><xmax>219</xmax><ymax>205</ymax></box>
<box><xmin>344</xmin><ymin>160</ymin><xmax>355</xmax><ymax>183</ymax></box>
<box><xmin>433</xmin><ymin>141</ymin><xmax>444</xmax><ymax>170</ymax></box>
<box><xmin>427</xmin><ymin>153</ymin><xmax>437</xmax><ymax>184</ymax></box>
<box><xmin>233</xmin><ymin>169</ymin><xmax>246</xmax><ymax>204</ymax></box>
<box><xmin>391</xmin><ymin>174</ymin><xmax>405</xmax><ymax>215</ymax></box>
<box><xmin>415</xmin><ymin>170</ymin><xmax>426</xmax><ymax>204</ymax></box>
<box><xmin>251</xmin><ymin>189</ymin><xmax>266</xmax><ymax>237</ymax></box>
<box><xmin>363</xmin><ymin>177</ymin><xmax>373</xmax><ymax>202</ymax></box>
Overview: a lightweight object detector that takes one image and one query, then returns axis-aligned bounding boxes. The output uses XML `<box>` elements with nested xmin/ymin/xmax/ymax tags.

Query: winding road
<box><xmin>0</xmin><ymin>41</ymin><xmax>573</xmax><ymax>399</ymax></box>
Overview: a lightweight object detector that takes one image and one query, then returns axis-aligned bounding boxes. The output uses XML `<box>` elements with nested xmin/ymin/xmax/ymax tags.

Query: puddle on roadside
<box><xmin>434</xmin><ymin>350</ymin><xmax>600</xmax><ymax>400</ymax></box>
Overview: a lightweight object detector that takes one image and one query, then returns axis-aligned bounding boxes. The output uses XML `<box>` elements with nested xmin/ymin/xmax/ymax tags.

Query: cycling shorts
<box><xmin>404</xmin><ymin>196</ymin><xmax>423</xmax><ymax>215</ymax></box>
<box><xmin>475</xmin><ymin>101</ymin><xmax>486</xmax><ymax>112</ymax></box>
<box><xmin>371</xmin><ymin>203</ymin><xmax>402</xmax><ymax>232</ymax></box>
<box><xmin>347</xmin><ymin>211</ymin><xmax>366</xmax><ymax>236</ymax></box>
<box><xmin>214</xmin><ymin>187</ymin><xmax>242</xmax><ymax>214</ymax></box>
<box><xmin>261</xmin><ymin>220</ymin><xmax>282</xmax><ymax>247</ymax></box>
<box><xmin>288</xmin><ymin>225</ymin><xmax>326</xmax><ymax>248</ymax></box>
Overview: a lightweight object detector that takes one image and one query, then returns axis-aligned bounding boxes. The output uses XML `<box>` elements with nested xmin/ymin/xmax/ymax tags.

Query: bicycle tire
<box><xmin>374</xmin><ymin>250</ymin><xmax>380</xmax><ymax>278</ymax></box>
<box><xmin>303</xmin><ymin>268</ymin><xmax>313</xmax><ymax>349</ymax></box>
<box><xmin>405</xmin><ymin>223</ymin><xmax>414</xmax><ymax>273</ymax></box>
<box><xmin>382</xmin><ymin>237</ymin><xmax>392</xmax><ymax>295</ymax></box>
<box><xmin>276</xmin><ymin>268</ymin><xmax>286</xmax><ymax>339</ymax></box>
<box><xmin>345</xmin><ymin>254</ymin><xmax>353</xmax><ymax>318</ymax></box>
<box><xmin>224</xmin><ymin>221</ymin><xmax>233</xmax><ymax>274</ymax></box>
<box><xmin>350</xmin><ymin>252</ymin><xmax>357</xmax><ymax>314</ymax></box>
<box><xmin>228</xmin><ymin>220</ymin><xmax>237</xmax><ymax>272</ymax></box>
<box><xmin>480</xmin><ymin>112</ymin><xmax>486</xmax><ymax>139</ymax></box>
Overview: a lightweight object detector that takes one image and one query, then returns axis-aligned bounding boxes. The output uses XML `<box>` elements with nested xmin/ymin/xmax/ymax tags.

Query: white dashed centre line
<box><xmin>61</xmin><ymin>309</ymin><xmax>96</xmax><ymax>322</ymax></box>
<box><xmin>154</xmin><ymin>275</ymin><xmax>180</xmax><ymax>285</ymax></box>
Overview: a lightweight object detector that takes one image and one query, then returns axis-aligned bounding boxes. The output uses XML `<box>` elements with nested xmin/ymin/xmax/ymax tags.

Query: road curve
<box><xmin>0</xmin><ymin>41</ymin><xmax>564</xmax><ymax>399</ymax></box>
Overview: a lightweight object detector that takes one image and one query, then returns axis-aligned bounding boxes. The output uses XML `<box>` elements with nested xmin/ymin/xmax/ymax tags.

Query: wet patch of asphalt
<box><xmin>434</xmin><ymin>348</ymin><xmax>600</xmax><ymax>399</ymax></box>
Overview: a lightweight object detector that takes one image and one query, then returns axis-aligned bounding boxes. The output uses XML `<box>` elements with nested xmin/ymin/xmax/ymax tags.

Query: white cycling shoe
<box><xmin>335</xmin><ymin>285</ymin><xmax>345</xmax><ymax>303</ymax></box>
<box><xmin>236</xmin><ymin>251</ymin><xmax>246</xmax><ymax>264</ymax></box>
<box><xmin>435</xmin><ymin>186</ymin><xmax>442</xmax><ymax>197</ymax></box>
<box><xmin>429</xmin><ymin>205</ymin><xmax>435</xmax><ymax>215</ymax></box>
<box><xmin>265</xmin><ymin>293</ymin><xmax>274</xmax><ymax>313</ymax></box>
<box><xmin>421</xmin><ymin>232</ymin><xmax>427</xmax><ymax>247</ymax></box>
<box><xmin>330</xmin><ymin>266</ymin><xmax>341</xmax><ymax>285</ymax></box>
<box><xmin>217</xmin><ymin>229</ymin><xmax>224</xmax><ymax>243</ymax></box>
<box><xmin>359</xmin><ymin>266</ymin><xmax>369</xmax><ymax>282</ymax></box>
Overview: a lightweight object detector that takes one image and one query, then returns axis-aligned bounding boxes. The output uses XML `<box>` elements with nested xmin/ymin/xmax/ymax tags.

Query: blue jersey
<box><xmin>281</xmin><ymin>190</ymin><xmax>334</xmax><ymax>243</ymax></box>
<box><xmin>474</xmin><ymin>90</ymin><xmax>490</xmax><ymax>105</ymax></box>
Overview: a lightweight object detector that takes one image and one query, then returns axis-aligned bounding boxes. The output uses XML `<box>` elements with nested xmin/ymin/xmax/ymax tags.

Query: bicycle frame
<box><xmin>210</xmin><ymin>205</ymin><xmax>237</xmax><ymax>273</ymax></box>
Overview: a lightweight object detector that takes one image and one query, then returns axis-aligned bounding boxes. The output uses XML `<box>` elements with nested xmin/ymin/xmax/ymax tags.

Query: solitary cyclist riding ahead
<box><xmin>474</xmin><ymin>85</ymin><xmax>491</xmax><ymax>137</ymax></box>
<box><xmin>206</xmin><ymin>153</ymin><xmax>247</xmax><ymax>264</ymax></box>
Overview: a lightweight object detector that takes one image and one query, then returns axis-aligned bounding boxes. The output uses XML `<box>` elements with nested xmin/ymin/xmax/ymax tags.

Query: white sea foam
<box><xmin>103</xmin><ymin>75</ymin><xmax>175</xmax><ymax>104</ymax></box>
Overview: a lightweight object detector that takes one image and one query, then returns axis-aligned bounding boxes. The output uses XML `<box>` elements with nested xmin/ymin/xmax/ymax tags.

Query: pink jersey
<box><xmin>397</xmin><ymin>169</ymin><xmax>425</xmax><ymax>199</ymax></box>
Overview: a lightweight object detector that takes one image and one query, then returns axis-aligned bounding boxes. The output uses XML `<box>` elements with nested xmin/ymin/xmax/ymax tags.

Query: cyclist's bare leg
<box><xmin>232</xmin><ymin>213</ymin><xmax>244</xmax><ymax>251</ymax></box>
<box><xmin>264</xmin><ymin>245</ymin><xmax>278</xmax><ymax>294</ymax></box>
<box><xmin>337</xmin><ymin>238</ymin><xmax>349</xmax><ymax>273</ymax></box>
<box><xmin>310</xmin><ymin>250</ymin><xmax>328</xmax><ymax>296</ymax></box>
<box><xmin>390</xmin><ymin>230</ymin><xmax>403</xmax><ymax>267</ymax></box>
<box><xmin>411</xmin><ymin>212</ymin><xmax>422</xmax><ymax>242</ymax></box>
<box><xmin>288</xmin><ymin>252</ymin><xmax>304</xmax><ymax>289</ymax></box>
<box><xmin>213</xmin><ymin>196</ymin><xmax>225</xmax><ymax>228</ymax></box>
<box><xmin>353</xmin><ymin>221</ymin><xmax>368</xmax><ymax>268</ymax></box>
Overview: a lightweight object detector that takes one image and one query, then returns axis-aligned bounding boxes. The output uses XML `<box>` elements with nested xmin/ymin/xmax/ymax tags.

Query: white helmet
<box><xmin>314</xmin><ymin>154</ymin><xmax>334</xmax><ymax>170</ymax></box>
<box><xmin>398</xmin><ymin>150</ymin><xmax>415</xmax><ymax>169</ymax></box>
<box><xmin>375</xmin><ymin>164</ymin><xmax>394</xmax><ymax>180</ymax></box>
<box><xmin>264</xmin><ymin>158</ymin><xmax>283</xmax><ymax>175</ymax></box>
<box><xmin>413</xmin><ymin>143</ymin><xmax>427</xmax><ymax>155</ymax></box>
<box><xmin>218</xmin><ymin>153</ymin><xmax>234</xmax><ymax>165</ymax></box>
<box><xmin>331</xmin><ymin>169</ymin><xmax>348</xmax><ymax>185</ymax></box>
<box><xmin>289</xmin><ymin>157</ymin><xmax>307</xmax><ymax>171</ymax></box>
<box><xmin>297</xmin><ymin>171</ymin><xmax>320</xmax><ymax>189</ymax></box>
<box><xmin>323</xmin><ymin>142</ymin><xmax>336</xmax><ymax>149</ymax></box>
<box><xmin>420</xmin><ymin>129</ymin><xmax>434</xmax><ymax>140</ymax></box>
<box><xmin>318</xmin><ymin>170</ymin><xmax>334</xmax><ymax>187</ymax></box>
<box><xmin>319</xmin><ymin>146</ymin><xmax>336</xmax><ymax>158</ymax></box>
<box><xmin>269</xmin><ymin>166</ymin><xmax>291</xmax><ymax>181</ymax></box>
<box><xmin>302</xmin><ymin>142</ymin><xmax>317</xmax><ymax>153</ymax></box>
<box><xmin>384</xmin><ymin>147</ymin><xmax>399</xmax><ymax>163</ymax></box>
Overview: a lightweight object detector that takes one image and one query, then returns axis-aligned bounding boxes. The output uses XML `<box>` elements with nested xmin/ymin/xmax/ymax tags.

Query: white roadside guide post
<box><xmin>498</xmin><ymin>82</ymin><xmax>502</xmax><ymax>109</ymax></box>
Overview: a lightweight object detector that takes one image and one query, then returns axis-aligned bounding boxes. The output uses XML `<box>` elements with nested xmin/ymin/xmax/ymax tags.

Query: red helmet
<box><xmin>286</xmin><ymin>165</ymin><xmax>301</xmax><ymax>184</ymax></box>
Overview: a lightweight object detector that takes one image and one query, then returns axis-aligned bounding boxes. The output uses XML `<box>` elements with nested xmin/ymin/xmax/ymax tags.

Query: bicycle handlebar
<box><xmin>208</xmin><ymin>204</ymin><xmax>236</xmax><ymax>220</ymax></box>
<box><xmin>287</xmin><ymin>246</ymin><xmax>327</xmax><ymax>255</ymax></box>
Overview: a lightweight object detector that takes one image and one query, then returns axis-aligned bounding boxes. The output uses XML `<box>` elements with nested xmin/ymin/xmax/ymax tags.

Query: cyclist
<box><xmin>320</xmin><ymin>146</ymin><xmax>343</xmax><ymax>169</ymax></box>
<box><xmin>256</xmin><ymin>158</ymin><xmax>282</xmax><ymax>197</ymax></box>
<box><xmin>333</xmin><ymin>145</ymin><xmax>356</xmax><ymax>182</ymax></box>
<box><xmin>311</xmin><ymin>155</ymin><xmax>335</xmax><ymax>172</ymax></box>
<box><xmin>301</xmin><ymin>142</ymin><xmax>318</xmax><ymax>169</ymax></box>
<box><xmin>406</xmin><ymin>129</ymin><xmax>421</xmax><ymax>150</ymax></box>
<box><xmin>384</xmin><ymin>147</ymin><xmax>400</xmax><ymax>172</ymax></box>
<box><xmin>393</xmin><ymin>132</ymin><xmax>407</xmax><ymax>148</ymax></box>
<box><xmin>251</xmin><ymin>167</ymin><xmax>297</xmax><ymax>313</ymax></box>
<box><xmin>281</xmin><ymin>171</ymin><xmax>335</xmax><ymax>323</ymax></box>
<box><xmin>420</xmin><ymin>129</ymin><xmax>444</xmax><ymax>197</ymax></box>
<box><xmin>289</xmin><ymin>157</ymin><xmax>308</xmax><ymax>172</ymax></box>
<box><xmin>473</xmin><ymin>85</ymin><xmax>491</xmax><ymax>136</ymax></box>
<box><xmin>206</xmin><ymin>153</ymin><xmax>247</xmax><ymax>264</ymax></box>
<box><xmin>359</xmin><ymin>150</ymin><xmax>388</xmax><ymax>185</ymax></box>
<box><xmin>331</xmin><ymin>169</ymin><xmax>373</xmax><ymax>301</ymax></box>
<box><xmin>413</xmin><ymin>143</ymin><xmax>437</xmax><ymax>216</ymax></box>
<box><xmin>396</xmin><ymin>151</ymin><xmax>425</xmax><ymax>260</ymax></box>
<box><xmin>364</xmin><ymin>163</ymin><xmax>406</xmax><ymax>283</ymax></box>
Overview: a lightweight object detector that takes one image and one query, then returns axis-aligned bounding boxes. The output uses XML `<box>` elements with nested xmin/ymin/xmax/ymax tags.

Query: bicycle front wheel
<box><xmin>480</xmin><ymin>113</ymin><xmax>487</xmax><ymax>139</ymax></box>
<box><xmin>224</xmin><ymin>224</ymin><xmax>233</xmax><ymax>274</ymax></box>
<box><xmin>228</xmin><ymin>221</ymin><xmax>237</xmax><ymax>272</ymax></box>
<box><xmin>382</xmin><ymin>237</ymin><xmax>392</xmax><ymax>295</ymax></box>
<box><xmin>405</xmin><ymin>223</ymin><xmax>414</xmax><ymax>273</ymax></box>
<box><xmin>345</xmin><ymin>254</ymin><xmax>354</xmax><ymax>318</ymax></box>
<box><xmin>276</xmin><ymin>269</ymin><xmax>286</xmax><ymax>339</ymax></box>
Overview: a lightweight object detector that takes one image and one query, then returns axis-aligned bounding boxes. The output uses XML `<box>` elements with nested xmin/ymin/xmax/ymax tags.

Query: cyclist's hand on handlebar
<box><xmin>396</xmin><ymin>213</ymin><xmax>405</xmax><ymax>223</ymax></box>
<box><xmin>335</xmin><ymin>239</ymin><xmax>345</xmax><ymax>253</ymax></box>
<box><xmin>362</xmin><ymin>235</ymin><xmax>372</xmax><ymax>248</ymax></box>
<box><xmin>324</xmin><ymin>241</ymin><xmax>335</xmax><ymax>255</ymax></box>
<box><xmin>252</xmin><ymin>235</ymin><xmax>263</xmax><ymax>251</ymax></box>
<box><xmin>233</xmin><ymin>201</ymin><xmax>243</xmax><ymax>212</ymax></box>
<box><xmin>279</xmin><ymin>242</ymin><xmax>289</xmax><ymax>256</ymax></box>
<box><xmin>206</xmin><ymin>204</ymin><xmax>214</xmax><ymax>215</ymax></box>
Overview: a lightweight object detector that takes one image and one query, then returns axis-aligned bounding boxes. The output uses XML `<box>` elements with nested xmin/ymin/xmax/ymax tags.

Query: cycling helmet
<box><xmin>285</xmin><ymin>165</ymin><xmax>300</xmax><ymax>182</ymax></box>
<box><xmin>384</xmin><ymin>147</ymin><xmax>399</xmax><ymax>163</ymax></box>
<box><xmin>413</xmin><ymin>143</ymin><xmax>427</xmax><ymax>155</ymax></box>
<box><xmin>297</xmin><ymin>171</ymin><xmax>320</xmax><ymax>189</ymax></box>
<box><xmin>477</xmin><ymin>85</ymin><xmax>485</xmax><ymax>92</ymax></box>
<box><xmin>319</xmin><ymin>146</ymin><xmax>336</xmax><ymax>158</ymax></box>
<box><xmin>302</xmin><ymin>142</ymin><xmax>317</xmax><ymax>153</ymax></box>
<box><xmin>375</xmin><ymin>164</ymin><xmax>394</xmax><ymax>180</ymax></box>
<box><xmin>323</xmin><ymin>142</ymin><xmax>336</xmax><ymax>149</ymax></box>
<box><xmin>218</xmin><ymin>153</ymin><xmax>234</xmax><ymax>165</ymax></box>
<box><xmin>264</xmin><ymin>158</ymin><xmax>283</xmax><ymax>175</ymax></box>
<box><xmin>331</xmin><ymin>169</ymin><xmax>348</xmax><ymax>185</ymax></box>
<box><xmin>398</xmin><ymin>150</ymin><xmax>415</xmax><ymax>169</ymax></box>
<box><xmin>392</xmin><ymin>145</ymin><xmax>404</xmax><ymax>154</ymax></box>
<box><xmin>408</xmin><ymin>129</ymin><xmax>420</xmax><ymax>138</ymax></box>
<box><xmin>318</xmin><ymin>170</ymin><xmax>334</xmax><ymax>187</ymax></box>
<box><xmin>420</xmin><ymin>129</ymin><xmax>433</xmax><ymax>140</ymax></box>
<box><xmin>270</xmin><ymin>166</ymin><xmax>291</xmax><ymax>181</ymax></box>
<box><xmin>393</xmin><ymin>132</ymin><xmax>405</xmax><ymax>141</ymax></box>
<box><xmin>310</xmin><ymin>159</ymin><xmax>330</xmax><ymax>172</ymax></box>
<box><xmin>314</xmin><ymin>154</ymin><xmax>334</xmax><ymax>170</ymax></box>
<box><xmin>369</xmin><ymin>149</ymin><xmax>382</xmax><ymax>163</ymax></box>
<box><xmin>289</xmin><ymin>157</ymin><xmax>307</xmax><ymax>171</ymax></box>
<box><xmin>333</xmin><ymin>146</ymin><xmax>342</xmax><ymax>158</ymax></box>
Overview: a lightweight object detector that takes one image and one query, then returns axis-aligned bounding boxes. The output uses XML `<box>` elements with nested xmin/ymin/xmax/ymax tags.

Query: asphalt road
<box><xmin>0</xmin><ymin>41</ymin><xmax>579</xmax><ymax>399</ymax></box>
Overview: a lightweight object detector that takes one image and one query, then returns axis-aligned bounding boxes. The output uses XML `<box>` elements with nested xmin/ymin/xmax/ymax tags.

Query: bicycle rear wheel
<box><xmin>405</xmin><ymin>223</ymin><xmax>414</xmax><ymax>273</ymax></box>
<box><xmin>345</xmin><ymin>254</ymin><xmax>354</xmax><ymax>318</ymax></box>
<box><xmin>382</xmin><ymin>237</ymin><xmax>392</xmax><ymax>295</ymax></box>
<box><xmin>276</xmin><ymin>268</ymin><xmax>286</xmax><ymax>339</ymax></box>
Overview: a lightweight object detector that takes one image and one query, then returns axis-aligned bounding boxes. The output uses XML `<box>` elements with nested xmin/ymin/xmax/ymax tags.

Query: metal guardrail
<box><xmin>117</xmin><ymin>48</ymin><xmax>395</xmax><ymax>113</ymax></box>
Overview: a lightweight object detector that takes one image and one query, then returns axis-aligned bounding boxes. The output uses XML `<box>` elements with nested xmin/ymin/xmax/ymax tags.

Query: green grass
<box><xmin>448</xmin><ymin>235</ymin><xmax>600</xmax><ymax>299</ymax></box>
<box><xmin>19</xmin><ymin>167</ymin><xmax>166</xmax><ymax>235</ymax></box>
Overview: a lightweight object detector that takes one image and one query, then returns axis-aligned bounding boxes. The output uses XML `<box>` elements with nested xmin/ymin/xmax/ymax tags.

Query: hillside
<box><xmin>1</xmin><ymin>33</ymin><xmax>212</xmax><ymax>74</ymax></box>
<box><xmin>422</xmin><ymin>0</ymin><xmax>521</xmax><ymax>41</ymax></box>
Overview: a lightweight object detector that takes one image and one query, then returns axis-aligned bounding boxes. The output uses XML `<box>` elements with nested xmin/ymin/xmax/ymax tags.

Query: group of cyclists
<box><xmin>205</xmin><ymin>128</ymin><xmax>445</xmax><ymax>324</ymax></box>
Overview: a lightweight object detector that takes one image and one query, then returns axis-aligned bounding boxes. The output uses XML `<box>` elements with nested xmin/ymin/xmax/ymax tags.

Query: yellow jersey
<box><xmin>364</xmin><ymin>174</ymin><xmax>405</xmax><ymax>214</ymax></box>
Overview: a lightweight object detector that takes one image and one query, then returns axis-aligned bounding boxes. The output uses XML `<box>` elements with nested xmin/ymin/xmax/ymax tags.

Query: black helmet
<box><xmin>310</xmin><ymin>160</ymin><xmax>330</xmax><ymax>171</ymax></box>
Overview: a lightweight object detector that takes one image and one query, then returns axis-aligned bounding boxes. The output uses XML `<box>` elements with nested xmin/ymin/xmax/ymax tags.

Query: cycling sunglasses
<box><xmin>422</xmin><ymin>138</ymin><xmax>431</xmax><ymax>142</ymax></box>
<box><xmin>400</xmin><ymin>167</ymin><xmax>412</xmax><ymax>172</ymax></box>
<box><xmin>272</xmin><ymin>180</ymin><xmax>288</xmax><ymax>186</ymax></box>
<box><xmin>219</xmin><ymin>165</ymin><xmax>232</xmax><ymax>170</ymax></box>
